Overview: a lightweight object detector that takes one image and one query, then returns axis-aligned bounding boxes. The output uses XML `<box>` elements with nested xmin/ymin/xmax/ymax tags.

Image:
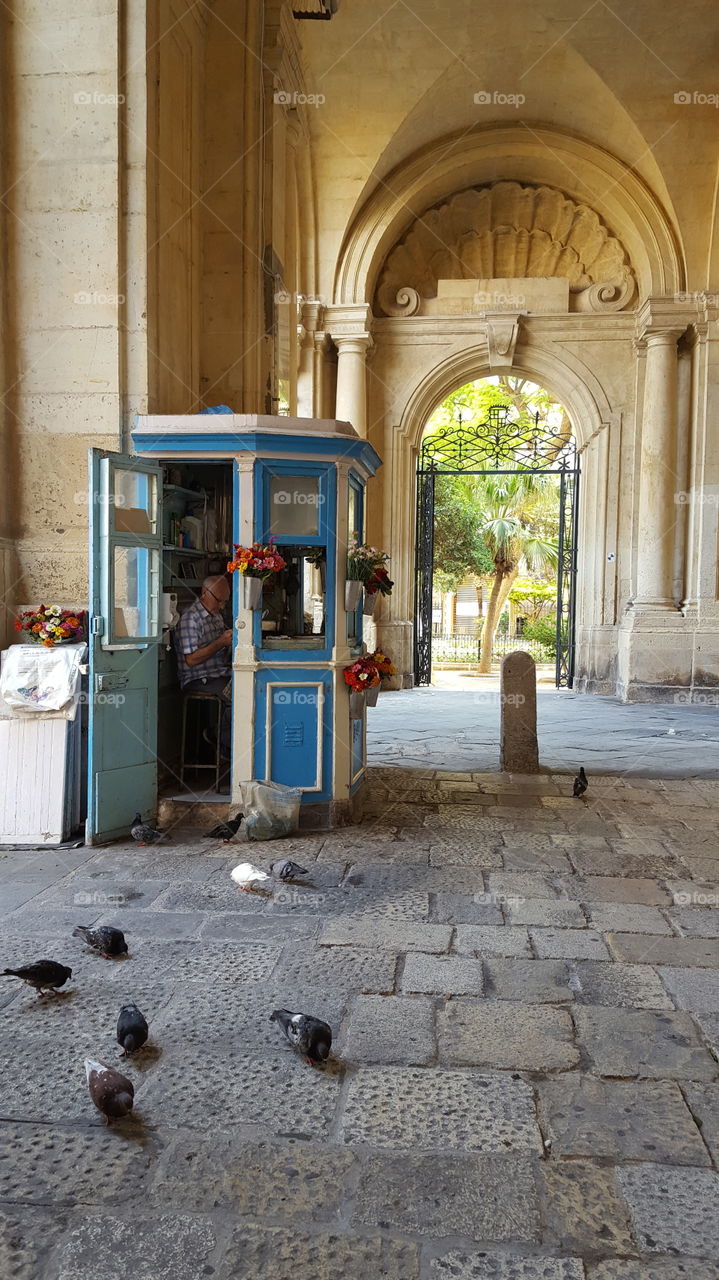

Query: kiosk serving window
<box><xmin>256</xmin><ymin>463</ymin><xmax>334</xmax><ymax>656</ymax></box>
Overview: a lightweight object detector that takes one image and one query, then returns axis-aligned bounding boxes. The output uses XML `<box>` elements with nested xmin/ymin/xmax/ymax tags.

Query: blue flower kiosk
<box><xmin>132</xmin><ymin>414</ymin><xmax>382</xmax><ymax>826</ymax></box>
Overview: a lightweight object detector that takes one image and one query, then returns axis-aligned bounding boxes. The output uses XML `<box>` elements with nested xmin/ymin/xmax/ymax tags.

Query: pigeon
<box><xmin>85</xmin><ymin>1058</ymin><xmax>134</xmax><ymax>1125</ymax></box>
<box><xmin>72</xmin><ymin>925</ymin><xmax>128</xmax><ymax>958</ymax></box>
<box><xmin>130</xmin><ymin>813</ymin><xmax>169</xmax><ymax>844</ymax></box>
<box><xmin>2</xmin><ymin>960</ymin><xmax>72</xmax><ymax>997</ymax></box>
<box><xmin>116</xmin><ymin>1003</ymin><xmax>149</xmax><ymax>1056</ymax></box>
<box><xmin>230</xmin><ymin>862</ymin><xmax>271</xmax><ymax>892</ymax></box>
<box><xmin>203</xmin><ymin>812</ymin><xmax>244</xmax><ymax>841</ymax></box>
<box><xmin>270</xmin><ymin>1009</ymin><xmax>332</xmax><ymax>1066</ymax></box>
<box><xmin>269</xmin><ymin>858</ymin><xmax>309</xmax><ymax>882</ymax></box>
<box><xmin>572</xmin><ymin>767</ymin><xmax>589</xmax><ymax>798</ymax></box>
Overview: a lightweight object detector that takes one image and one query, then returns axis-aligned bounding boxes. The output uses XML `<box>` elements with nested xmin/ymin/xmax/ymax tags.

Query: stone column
<box><xmin>634</xmin><ymin>328</ymin><xmax>684</xmax><ymax>607</ymax></box>
<box><xmin>334</xmin><ymin>335</ymin><xmax>372</xmax><ymax>436</ymax></box>
<box><xmin>326</xmin><ymin>304</ymin><xmax>373</xmax><ymax>437</ymax></box>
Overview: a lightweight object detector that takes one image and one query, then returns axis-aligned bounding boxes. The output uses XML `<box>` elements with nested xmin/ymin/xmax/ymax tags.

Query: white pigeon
<box><xmin>230</xmin><ymin>862</ymin><xmax>271</xmax><ymax>893</ymax></box>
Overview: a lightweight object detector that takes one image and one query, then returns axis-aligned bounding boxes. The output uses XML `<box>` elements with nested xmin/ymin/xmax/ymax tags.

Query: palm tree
<box><xmin>472</xmin><ymin>472</ymin><xmax>559</xmax><ymax>673</ymax></box>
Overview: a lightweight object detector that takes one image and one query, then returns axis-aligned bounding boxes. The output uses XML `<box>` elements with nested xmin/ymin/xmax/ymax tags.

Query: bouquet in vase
<box><xmin>15</xmin><ymin>605</ymin><xmax>86</xmax><ymax>647</ymax></box>
<box><xmin>343</xmin><ymin>655</ymin><xmax>381</xmax><ymax>692</ymax></box>
<box><xmin>227</xmin><ymin>543</ymin><xmax>287</xmax><ymax>579</ymax></box>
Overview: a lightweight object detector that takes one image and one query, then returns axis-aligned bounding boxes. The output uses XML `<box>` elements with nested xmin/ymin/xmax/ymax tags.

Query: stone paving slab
<box><xmin>560</xmin><ymin>876</ymin><xmax>673</xmax><ymax>906</ymax></box>
<box><xmin>0</xmin><ymin>1207</ymin><xmax>69</xmax><ymax>1280</ymax></box>
<box><xmin>220</xmin><ymin>1225</ymin><xmax>420</xmax><ymax>1280</ymax></box>
<box><xmin>400</xmin><ymin>952</ymin><xmax>485</xmax><ymax>994</ymax></box>
<box><xmin>428</xmin><ymin>1253</ymin><xmax>585</xmax><ymax>1280</ymax></box>
<box><xmin>453</xmin><ymin>924</ymin><xmax>532</xmax><ymax>957</ymax></box>
<box><xmin>51</xmin><ymin>1214</ymin><xmax>219</xmax><ymax>1280</ymax></box>
<box><xmin>682</xmin><ymin>1083</ymin><xmax>719</xmax><ymax>1162</ymax></box>
<box><xmin>608</xmin><ymin>934</ymin><xmax>719</xmax><ymax>968</ymax></box>
<box><xmin>570</xmin><ymin>962</ymin><xmax>674</xmax><ymax>1009</ymax></box>
<box><xmin>573</xmin><ymin>1006</ymin><xmax>719</xmax><ymax>1080</ymax></box>
<box><xmin>0</xmin><ymin>1121</ymin><xmax>162</xmax><ymax>1207</ymax></box>
<box><xmin>538</xmin><ymin>1074</ymin><xmax>709</xmax><ymax>1163</ymax></box>
<box><xmin>150</xmin><ymin>1132</ymin><xmax>358</xmax><ymax>1217</ymax></box>
<box><xmin>135</xmin><ymin>1049</ymin><xmax>342</xmax><ymax>1135</ymax></box>
<box><xmin>658</xmin><ymin>966</ymin><xmax>719</xmax><ymax>1012</ymax></box>
<box><xmin>508</xmin><ymin>899</ymin><xmax>588</xmax><ymax>928</ymax></box>
<box><xmin>585</xmin><ymin>903</ymin><xmax>673</xmax><ymax>934</ymax></box>
<box><xmin>438</xmin><ymin>1000</ymin><xmax>579</xmax><ymax>1070</ymax></box>
<box><xmin>589</xmin><ymin>1260</ymin><xmax>719</xmax><ymax>1279</ymax></box>
<box><xmin>538</xmin><ymin>1160</ymin><xmax>635</xmax><ymax>1253</ymax></box>
<box><xmin>433</xmin><ymin>892</ymin><xmax>504</xmax><ymax>924</ymax></box>
<box><xmin>669</xmin><ymin>907</ymin><xmax>719</xmax><ymax>938</ymax></box>
<box><xmin>199</xmin><ymin>912</ymin><xmax>321</xmax><ymax>942</ymax></box>
<box><xmin>618</xmin><ymin>1164</ymin><xmax>719</xmax><ymax>1260</ymax></box>
<box><xmin>341</xmin><ymin>994</ymin><xmax>435</xmax><ymax>1065</ymax></box>
<box><xmin>531</xmin><ymin>927</ymin><xmax>610</xmax><ymax>961</ymax></box>
<box><xmin>270</xmin><ymin>942</ymin><xmax>398</xmax><ymax>993</ymax></box>
<box><xmin>340</xmin><ymin>1067</ymin><xmax>542</xmax><ymax>1153</ymax></box>
<box><xmin>353</xmin><ymin>1153</ymin><xmax>540</xmax><ymax>1241</ymax></box>
<box><xmin>320</xmin><ymin>919</ymin><xmax>452</xmax><ymax>951</ymax></box>
<box><xmin>484</xmin><ymin>958</ymin><xmax>574</xmax><ymax>1003</ymax></box>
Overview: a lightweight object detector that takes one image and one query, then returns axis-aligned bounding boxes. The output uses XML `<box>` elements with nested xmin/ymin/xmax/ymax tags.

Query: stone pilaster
<box><xmin>326</xmin><ymin>304</ymin><xmax>373</xmax><ymax>437</ymax></box>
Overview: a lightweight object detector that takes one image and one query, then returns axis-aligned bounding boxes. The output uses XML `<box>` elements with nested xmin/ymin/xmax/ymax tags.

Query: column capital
<box><xmin>325</xmin><ymin>302</ymin><xmax>374</xmax><ymax>340</ymax></box>
<box><xmin>635</xmin><ymin>295</ymin><xmax>696</xmax><ymax>342</ymax></box>
<box><xmin>332</xmin><ymin>332</ymin><xmax>373</xmax><ymax>356</ymax></box>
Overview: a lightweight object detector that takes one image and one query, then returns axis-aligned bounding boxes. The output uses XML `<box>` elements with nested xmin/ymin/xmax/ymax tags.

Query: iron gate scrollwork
<box><xmin>414</xmin><ymin>406</ymin><xmax>580</xmax><ymax>687</ymax></box>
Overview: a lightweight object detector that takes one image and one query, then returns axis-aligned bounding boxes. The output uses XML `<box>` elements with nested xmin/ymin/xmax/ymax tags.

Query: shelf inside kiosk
<box><xmin>260</xmin><ymin>545</ymin><xmax>326</xmax><ymax>648</ymax></box>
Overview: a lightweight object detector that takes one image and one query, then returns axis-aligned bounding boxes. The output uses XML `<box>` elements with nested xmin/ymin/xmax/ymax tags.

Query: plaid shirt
<box><xmin>175</xmin><ymin>598</ymin><xmax>230</xmax><ymax>688</ymax></box>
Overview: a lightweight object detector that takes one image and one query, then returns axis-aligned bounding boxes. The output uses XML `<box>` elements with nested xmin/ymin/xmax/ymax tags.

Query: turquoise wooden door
<box><xmin>87</xmin><ymin>450</ymin><xmax>163</xmax><ymax>844</ymax></box>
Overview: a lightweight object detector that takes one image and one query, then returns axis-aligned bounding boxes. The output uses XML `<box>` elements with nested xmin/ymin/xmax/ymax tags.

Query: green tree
<box><xmin>471</xmin><ymin>471</ymin><xmax>559</xmax><ymax>673</ymax></box>
<box><xmin>432</xmin><ymin>475</ymin><xmax>494</xmax><ymax>593</ymax></box>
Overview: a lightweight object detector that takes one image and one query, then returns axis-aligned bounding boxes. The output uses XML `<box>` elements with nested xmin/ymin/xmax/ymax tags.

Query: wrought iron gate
<box><xmin>414</xmin><ymin>406</ymin><xmax>580</xmax><ymax>687</ymax></box>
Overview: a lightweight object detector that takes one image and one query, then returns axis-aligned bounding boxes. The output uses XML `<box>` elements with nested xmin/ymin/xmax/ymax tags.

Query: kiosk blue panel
<box><xmin>254</xmin><ymin>668</ymin><xmax>333</xmax><ymax>801</ymax></box>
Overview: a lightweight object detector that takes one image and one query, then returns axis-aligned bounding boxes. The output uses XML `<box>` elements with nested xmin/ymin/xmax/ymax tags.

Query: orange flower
<box><xmin>32</xmin><ymin>623</ymin><xmax>42</xmax><ymax>633</ymax></box>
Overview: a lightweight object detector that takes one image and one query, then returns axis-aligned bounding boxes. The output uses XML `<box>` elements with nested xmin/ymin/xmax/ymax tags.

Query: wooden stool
<box><xmin>180</xmin><ymin>692</ymin><xmax>223</xmax><ymax>792</ymax></box>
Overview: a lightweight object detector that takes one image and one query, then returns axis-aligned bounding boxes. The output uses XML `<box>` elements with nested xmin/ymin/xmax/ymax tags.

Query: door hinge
<box><xmin>91</xmin><ymin>616</ymin><xmax>103</xmax><ymax>635</ymax></box>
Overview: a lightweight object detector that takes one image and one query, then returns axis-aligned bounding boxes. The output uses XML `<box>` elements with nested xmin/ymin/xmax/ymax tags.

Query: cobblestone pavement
<box><xmin>1</xmin><ymin>769</ymin><xmax>719</xmax><ymax>1279</ymax></box>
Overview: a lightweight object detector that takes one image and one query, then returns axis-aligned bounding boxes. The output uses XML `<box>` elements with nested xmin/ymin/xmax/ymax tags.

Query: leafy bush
<box><xmin>522</xmin><ymin>614</ymin><xmax>557</xmax><ymax>655</ymax></box>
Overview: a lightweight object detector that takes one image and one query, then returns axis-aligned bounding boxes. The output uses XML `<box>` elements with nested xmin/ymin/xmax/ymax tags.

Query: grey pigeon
<box><xmin>85</xmin><ymin>1058</ymin><xmax>134</xmax><ymax>1124</ymax></box>
<box><xmin>73</xmin><ymin>925</ymin><xmax>128</xmax><ymax>958</ymax></box>
<box><xmin>3</xmin><ymin>960</ymin><xmax>72</xmax><ymax>997</ymax></box>
<box><xmin>130</xmin><ymin>813</ymin><xmax>168</xmax><ymax>844</ymax></box>
<box><xmin>572</xmin><ymin>766</ymin><xmax>588</xmax><ymax>798</ymax></box>
<box><xmin>116</xmin><ymin>1003</ymin><xmax>149</xmax><ymax>1056</ymax></box>
<box><xmin>270</xmin><ymin>858</ymin><xmax>309</xmax><ymax>882</ymax></box>
<box><xmin>203</xmin><ymin>812</ymin><xmax>244</xmax><ymax>841</ymax></box>
<box><xmin>270</xmin><ymin>1009</ymin><xmax>332</xmax><ymax>1065</ymax></box>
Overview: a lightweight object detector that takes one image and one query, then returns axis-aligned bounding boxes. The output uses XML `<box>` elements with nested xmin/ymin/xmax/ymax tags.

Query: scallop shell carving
<box><xmin>375</xmin><ymin>181</ymin><xmax>636</xmax><ymax>316</ymax></box>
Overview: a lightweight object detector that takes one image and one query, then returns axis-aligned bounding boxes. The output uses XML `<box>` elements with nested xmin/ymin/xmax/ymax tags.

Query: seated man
<box><xmin>175</xmin><ymin>574</ymin><xmax>233</xmax><ymax>786</ymax></box>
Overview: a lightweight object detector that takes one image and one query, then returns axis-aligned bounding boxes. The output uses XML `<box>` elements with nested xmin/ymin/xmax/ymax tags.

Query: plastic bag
<box><xmin>0</xmin><ymin>643</ymin><xmax>87</xmax><ymax>719</ymax></box>
<box><xmin>242</xmin><ymin>779</ymin><xmax>302</xmax><ymax>841</ymax></box>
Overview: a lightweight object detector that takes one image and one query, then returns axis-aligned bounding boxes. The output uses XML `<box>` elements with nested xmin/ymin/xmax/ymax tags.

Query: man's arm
<box><xmin>185</xmin><ymin>630</ymin><xmax>232</xmax><ymax>668</ymax></box>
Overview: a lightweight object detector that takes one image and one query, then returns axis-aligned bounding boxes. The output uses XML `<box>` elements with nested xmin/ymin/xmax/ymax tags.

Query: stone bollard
<box><xmin>500</xmin><ymin>650</ymin><xmax>539</xmax><ymax>773</ymax></box>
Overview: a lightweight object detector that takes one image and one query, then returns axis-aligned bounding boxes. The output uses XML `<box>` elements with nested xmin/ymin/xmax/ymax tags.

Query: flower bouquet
<box><xmin>15</xmin><ymin>605</ymin><xmax>86</xmax><ymax>647</ymax></box>
<box><xmin>346</xmin><ymin>540</ymin><xmax>391</xmax><ymax>612</ymax></box>
<box><xmin>344</xmin><ymin>654</ymin><xmax>381</xmax><ymax>716</ymax></box>
<box><xmin>227</xmin><ymin>542</ymin><xmax>287</xmax><ymax>609</ymax></box>
<box><xmin>372</xmin><ymin>649</ymin><xmax>397</xmax><ymax>679</ymax></box>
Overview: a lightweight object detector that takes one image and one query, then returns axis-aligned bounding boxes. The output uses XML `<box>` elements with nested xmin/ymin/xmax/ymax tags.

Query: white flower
<box><xmin>49</xmin><ymin>605</ymin><xmax>61</xmax><ymax>615</ymax></box>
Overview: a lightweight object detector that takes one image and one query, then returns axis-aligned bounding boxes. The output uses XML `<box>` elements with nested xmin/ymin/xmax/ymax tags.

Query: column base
<box><xmin>617</xmin><ymin>603</ymin><xmax>697</xmax><ymax>702</ymax></box>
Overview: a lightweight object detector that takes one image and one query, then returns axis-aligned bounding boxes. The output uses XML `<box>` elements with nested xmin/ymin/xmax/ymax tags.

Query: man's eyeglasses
<box><xmin>205</xmin><ymin>587</ymin><xmax>229</xmax><ymax>606</ymax></box>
